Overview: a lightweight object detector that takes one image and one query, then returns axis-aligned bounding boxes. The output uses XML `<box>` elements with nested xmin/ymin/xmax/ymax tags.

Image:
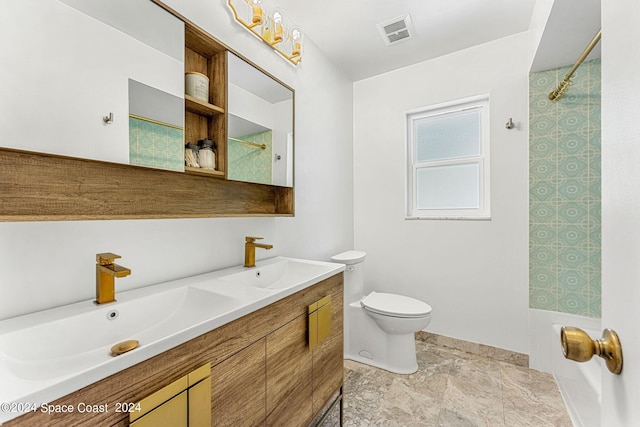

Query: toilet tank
<box><xmin>331</xmin><ymin>251</ymin><xmax>366</xmax><ymax>304</ymax></box>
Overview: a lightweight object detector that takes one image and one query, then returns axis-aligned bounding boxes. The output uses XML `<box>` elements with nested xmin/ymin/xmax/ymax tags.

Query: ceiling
<box><xmin>272</xmin><ymin>0</ymin><xmax>603</xmax><ymax>80</ymax></box>
<box><xmin>275</xmin><ymin>0</ymin><xmax>537</xmax><ymax>81</ymax></box>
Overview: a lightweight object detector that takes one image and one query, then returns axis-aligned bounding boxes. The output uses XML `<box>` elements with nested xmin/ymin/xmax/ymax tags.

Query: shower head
<box><xmin>548</xmin><ymin>75</ymin><xmax>572</xmax><ymax>102</ymax></box>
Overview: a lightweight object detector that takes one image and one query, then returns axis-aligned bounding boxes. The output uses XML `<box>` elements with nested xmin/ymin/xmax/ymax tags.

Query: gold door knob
<box><xmin>560</xmin><ymin>327</ymin><xmax>623</xmax><ymax>374</ymax></box>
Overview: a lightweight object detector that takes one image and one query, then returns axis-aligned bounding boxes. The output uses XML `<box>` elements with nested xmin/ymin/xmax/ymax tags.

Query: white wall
<box><xmin>353</xmin><ymin>33</ymin><xmax>530</xmax><ymax>353</ymax></box>
<box><xmin>601</xmin><ymin>1</ymin><xmax>640</xmax><ymax>424</ymax></box>
<box><xmin>0</xmin><ymin>0</ymin><xmax>354</xmax><ymax>320</ymax></box>
<box><xmin>527</xmin><ymin>0</ymin><xmax>555</xmax><ymax>71</ymax></box>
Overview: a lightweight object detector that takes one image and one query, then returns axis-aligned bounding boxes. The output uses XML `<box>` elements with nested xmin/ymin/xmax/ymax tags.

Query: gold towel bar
<box><xmin>228</xmin><ymin>137</ymin><xmax>266</xmax><ymax>150</ymax></box>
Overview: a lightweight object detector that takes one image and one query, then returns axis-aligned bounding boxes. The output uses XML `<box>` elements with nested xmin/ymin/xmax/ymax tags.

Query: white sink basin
<box><xmin>0</xmin><ymin>256</ymin><xmax>345</xmax><ymax>423</ymax></box>
<box><xmin>218</xmin><ymin>258</ymin><xmax>339</xmax><ymax>290</ymax></box>
<box><xmin>0</xmin><ymin>287</ymin><xmax>236</xmax><ymax>381</ymax></box>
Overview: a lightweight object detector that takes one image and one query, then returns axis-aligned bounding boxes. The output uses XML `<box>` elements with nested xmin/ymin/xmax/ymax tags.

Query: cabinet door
<box><xmin>130</xmin><ymin>391</ymin><xmax>188</xmax><ymax>427</ymax></box>
<box><xmin>312</xmin><ymin>293</ymin><xmax>344</xmax><ymax>415</ymax></box>
<box><xmin>211</xmin><ymin>339</ymin><xmax>266</xmax><ymax>426</ymax></box>
<box><xmin>266</xmin><ymin>314</ymin><xmax>312</xmax><ymax>426</ymax></box>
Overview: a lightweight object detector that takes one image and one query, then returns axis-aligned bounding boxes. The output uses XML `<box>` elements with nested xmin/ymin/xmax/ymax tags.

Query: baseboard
<box><xmin>416</xmin><ymin>331</ymin><xmax>529</xmax><ymax>368</ymax></box>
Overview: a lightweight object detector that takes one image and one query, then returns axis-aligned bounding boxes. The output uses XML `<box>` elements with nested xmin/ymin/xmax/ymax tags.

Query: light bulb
<box><xmin>272</xmin><ymin>11</ymin><xmax>283</xmax><ymax>43</ymax></box>
<box><xmin>291</xmin><ymin>28</ymin><xmax>301</xmax><ymax>57</ymax></box>
<box><xmin>251</xmin><ymin>0</ymin><xmax>264</xmax><ymax>25</ymax></box>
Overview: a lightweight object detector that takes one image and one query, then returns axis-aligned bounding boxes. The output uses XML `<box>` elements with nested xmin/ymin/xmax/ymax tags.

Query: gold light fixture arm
<box><xmin>548</xmin><ymin>30</ymin><xmax>601</xmax><ymax>102</ymax></box>
<box><xmin>227</xmin><ymin>0</ymin><xmax>303</xmax><ymax>66</ymax></box>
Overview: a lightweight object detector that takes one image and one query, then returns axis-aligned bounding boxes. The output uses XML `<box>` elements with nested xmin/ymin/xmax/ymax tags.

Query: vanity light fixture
<box><xmin>227</xmin><ymin>0</ymin><xmax>303</xmax><ymax>65</ymax></box>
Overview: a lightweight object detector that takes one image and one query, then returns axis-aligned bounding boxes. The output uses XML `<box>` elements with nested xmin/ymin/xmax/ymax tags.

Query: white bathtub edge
<box><xmin>528</xmin><ymin>309</ymin><xmax>602</xmax><ymax>427</ymax></box>
<box><xmin>551</xmin><ymin>323</ymin><xmax>601</xmax><ymax>427</ymax></box>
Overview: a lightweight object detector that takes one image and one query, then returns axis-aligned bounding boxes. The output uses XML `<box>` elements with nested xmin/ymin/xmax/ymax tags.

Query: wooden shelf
<box><xmin>0</xmin><ymin>148</ymin><xmax>294</xmax><ymax>220</ymax></box>
<box><xmin>184</xmin><ymin>20</ymin><xmax>227</xmax><ymax>177</ymax></box>
<box><xmin>185</xmin><ymin>94</ymin><xmax>224</xmax><ymax>117</ymax></box>
<box><xmin>184</xmin><ymin>166</ymin><xmax>225</xmax><ymax>177</ymax></box>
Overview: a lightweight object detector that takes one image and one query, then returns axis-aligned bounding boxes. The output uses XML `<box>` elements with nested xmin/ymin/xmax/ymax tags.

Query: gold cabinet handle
<box><xmin>130</xmin><ymin>363</ymin><xmax>211</xmax><ymax>425</ymax></box>
<box><xmin>560</xmin><ymin>327</ymin><xmax>623</xmax><ymax>374</ymax></box>
<box><xmin>308</xmin><ymin>309</ymin><xmax>318</xmax><ymax>350</ymax></box>
<box><xmin>308</xmin><ymin>295</ymin><xmax>331</xmax><ymax>350</ymax></box>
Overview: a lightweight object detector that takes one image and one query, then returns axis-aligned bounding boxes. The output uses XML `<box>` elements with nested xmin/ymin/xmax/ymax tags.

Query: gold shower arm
<box><xmin>548</xmin><ymin>30</ymin><xmax>602</xmax><ymax>102</ymax></box>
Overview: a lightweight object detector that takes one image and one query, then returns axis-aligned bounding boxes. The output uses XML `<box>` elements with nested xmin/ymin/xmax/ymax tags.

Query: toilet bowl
<box><xmin>331</xmin><ymin>251</ymin><xmax>432</xmax><ymax>374</ymax></box>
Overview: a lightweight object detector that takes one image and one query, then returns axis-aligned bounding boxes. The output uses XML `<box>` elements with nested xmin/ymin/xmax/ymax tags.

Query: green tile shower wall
<box><xmin>129</xmin><ymin>116</ymin><xmax>184</xmax><ymax>172</ymax></box>
<box><xmin>228</xmin><ymin>130</ymin><xmax>273</xmax><ymax>184</ymax></box>
<box><xmin>529</xmin><ymin>59</ymin><xmax>601</xmax><ymax>318</ymax></box>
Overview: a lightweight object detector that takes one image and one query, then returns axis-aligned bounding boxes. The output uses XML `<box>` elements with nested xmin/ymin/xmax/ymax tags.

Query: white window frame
<box><xmin>405</xmin><ymin>95</ymin><xmax>490</xmax><ymax>220</ymax></box>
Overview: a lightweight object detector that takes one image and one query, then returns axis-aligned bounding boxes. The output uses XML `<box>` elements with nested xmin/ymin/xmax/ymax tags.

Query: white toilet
<box><xmin>331</xmin><ymin>250</ymin><xmax>432</xmax><ymax>374</ymax></box>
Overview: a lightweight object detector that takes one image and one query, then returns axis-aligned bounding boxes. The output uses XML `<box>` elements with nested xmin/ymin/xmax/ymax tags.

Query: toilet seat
<box><xmin>361</xmin><ymin>291</ymin><xmax>432</xmax><ymax>318</ymax></box>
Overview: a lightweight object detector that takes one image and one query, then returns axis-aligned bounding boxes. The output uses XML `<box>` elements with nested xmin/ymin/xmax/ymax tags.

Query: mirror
<box><xmin>1</xmin><ymin>0</ymin><xmax>294</xmax><ymax>187</ymax></box>
<box><xmin>0</xmin><ymin>0</ymin><xmax>184</xmax><ymax>165</ymax></box>
<box><xmin>227</xmin><ymin>53</ymin><xmax>294</xmax><ymax>187</ymax></box>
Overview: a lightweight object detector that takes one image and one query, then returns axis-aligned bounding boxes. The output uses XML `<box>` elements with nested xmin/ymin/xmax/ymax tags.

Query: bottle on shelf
<box><xmin>185</xmin><ymin>142</ymin><xmax>200</xmax><ymax>168</ymax></box>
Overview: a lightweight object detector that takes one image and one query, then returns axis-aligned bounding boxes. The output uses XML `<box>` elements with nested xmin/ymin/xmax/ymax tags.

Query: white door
<box><xmin>601</xmin><ymin>2</ymin><xmax>640</xmax><ymax>425</ymax></box>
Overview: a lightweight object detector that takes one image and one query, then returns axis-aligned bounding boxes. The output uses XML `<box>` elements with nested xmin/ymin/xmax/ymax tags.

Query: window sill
<box><xmin>405</xmin><ymin>215</ymin><xmax>492</xmax><ymax>221</ymax></box>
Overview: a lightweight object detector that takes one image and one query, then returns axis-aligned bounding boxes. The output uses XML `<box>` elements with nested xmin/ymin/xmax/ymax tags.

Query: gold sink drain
<box><xmin>110</xmin><ymin>340</ymin><xmax>139</xmax><ymax>357</ymax></box>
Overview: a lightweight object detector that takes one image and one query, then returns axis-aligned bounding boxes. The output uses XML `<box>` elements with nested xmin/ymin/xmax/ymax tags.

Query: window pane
<box><xmin>416</xmin><ymin>163</ymin><xmax>479</xmax><ymax>209</ymax></box>
<box><xmin>415</xmin><ymin>109</ymin><xmax>480</xmax><ymax>162</ymax></box>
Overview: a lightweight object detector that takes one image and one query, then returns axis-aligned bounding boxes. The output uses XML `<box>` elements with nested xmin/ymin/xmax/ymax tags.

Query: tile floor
<box><xmin>328</xmin><ymin>338</ymin><xmax>572</xmax><ymax>427</ymax></box>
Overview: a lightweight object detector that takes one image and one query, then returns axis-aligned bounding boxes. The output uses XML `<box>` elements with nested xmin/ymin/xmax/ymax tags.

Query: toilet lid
<box><xmin>330</xmin><ymin>250</ymin><xmax>367</xmax><ymax>265</ymax></box>
<box><xmin>361</xmin><ymin>291</ymin><xmax>432</xmax><ymax>318</ymax></box>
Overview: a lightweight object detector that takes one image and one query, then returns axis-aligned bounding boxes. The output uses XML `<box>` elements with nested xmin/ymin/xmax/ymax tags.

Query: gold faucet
<box><xmin>244</xmin><ymin>236</ymin><xmax>273</xmax><ymax>268</ymax></box>
<box><xmin>95</xmin><ymin>253</ymin><xmax>131</xmax><ymax>304</ymax></box>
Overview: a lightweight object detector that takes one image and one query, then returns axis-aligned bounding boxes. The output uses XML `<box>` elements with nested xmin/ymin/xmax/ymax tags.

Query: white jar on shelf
<box><xmin>197</xmin><ymin>139</ymin><xmax>216</xmax><ymax>170</ymax></box>
<box><xmin>185</xmin><ymin>71</ymin><xmax>209</xmax><ymax>102</ymax></box>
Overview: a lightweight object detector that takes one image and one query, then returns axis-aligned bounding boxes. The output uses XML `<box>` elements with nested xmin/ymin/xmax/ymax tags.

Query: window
<box><xmin>406</xmin><ymin>95</ymin><xmax>490</xmax><ymax>219</ymax></box>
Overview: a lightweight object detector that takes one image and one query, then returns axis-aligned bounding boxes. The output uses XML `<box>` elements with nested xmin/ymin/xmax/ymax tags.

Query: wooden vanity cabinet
<box><xmin>264</xmin><ymin>300</ymin><xmax>344</xmax><ymax>427</ymax></box>
<box><xmin>3</xmin><ymin>273</ymin><xmax>343</xmax><ymax>427</ymax></box>
<box><xmin>211</xmin><ymin>339</ymin><xmax>266</xmax><ymax>426</ymax></box>
<box><xmin>266</xmin><ymin>314</ymin><xmax>313</xmax><ymax>426</ymax></box>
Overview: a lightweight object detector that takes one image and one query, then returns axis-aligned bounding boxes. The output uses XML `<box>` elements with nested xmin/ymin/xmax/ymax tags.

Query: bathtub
<box><xmin>551</xmin><ymin>324</ymin><xmax>601</xmax><ymax>427</ymax></box>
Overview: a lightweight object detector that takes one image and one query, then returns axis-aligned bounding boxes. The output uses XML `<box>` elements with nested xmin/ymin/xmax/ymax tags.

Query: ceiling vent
<box><xmin>377</xmin><ymin>14</ymin><xmax>414</xmax><ymax>46</ymax></box>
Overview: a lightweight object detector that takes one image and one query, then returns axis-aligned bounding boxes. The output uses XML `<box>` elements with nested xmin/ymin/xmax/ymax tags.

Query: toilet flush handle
<box><xmin>346</xmin><ymin>265</ymin><xmax>355</xmax><ymax>272</ymax></box>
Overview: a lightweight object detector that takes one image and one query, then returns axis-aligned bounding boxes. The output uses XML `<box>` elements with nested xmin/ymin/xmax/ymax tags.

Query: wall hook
<box><xmin>103</xmin><ymin>112</ymin><xmax>114</xmax><ymax>124</ymax></box>
<box><xmin>505</xmin><ymin>117</ymin><xmax>515</xmax><ymax>129</ymax></box>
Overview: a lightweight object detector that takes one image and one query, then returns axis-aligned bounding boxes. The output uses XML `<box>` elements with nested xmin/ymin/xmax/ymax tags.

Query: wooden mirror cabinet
<box><xmin>0</xmin><ymin>5</ymin><xmax>294</xmax><ymax>222</ymax></box>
